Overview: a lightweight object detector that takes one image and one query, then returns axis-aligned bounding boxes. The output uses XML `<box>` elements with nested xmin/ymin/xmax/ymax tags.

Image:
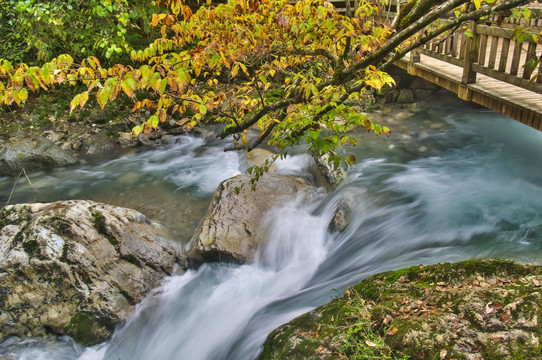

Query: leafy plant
<box><xmin>0</xmin><ymin>0</ymin><xmax>160</xmax><ymax>65</ymax></box>
<box><xmin>0</xmin><ymin>0</ymin><xmax>533</xmax><ymax>167</ymax></box>
<box><xmin>335</xmin><ymin>289</ymin><xmax>409</xmax><ymax>360</ymax></box>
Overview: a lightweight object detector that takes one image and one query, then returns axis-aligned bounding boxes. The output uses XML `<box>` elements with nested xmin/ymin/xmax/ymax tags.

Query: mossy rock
<box><xmin>63</xmin><ymin>312</ymin><xmax>117</xmax><ymax>347</ymax></box>
<box><xmin>261</xmin><ymin>259</ymin><xmax>542</xmax><ymax>360</ymax></box>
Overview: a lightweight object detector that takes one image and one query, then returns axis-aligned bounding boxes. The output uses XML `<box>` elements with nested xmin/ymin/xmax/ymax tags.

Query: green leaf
<box><xmin>159</xmin><ymin>78</ymin><xmax>168</xmax><ymax>95</ymax></box>
<box><xmin>40</xmin><ymin>67</ymin><xmax>50</xmax><ymax>83</ymax></box>
<box><xmin>70</xmin><ymin>93</ymin><xmax>82</xmax><ymax>113</ymax></box>
<box><xmin>148</xmin><ymin>115</ymin><xmax>159</xmax><ymax>128</ymax></box>
<box><xmin>97</xmin><ymin>88</ymin><xmax>110</xmax><ymax>109</ymax></box>
<box><xmin>209</xmin><ymin>53</ymin><xmax>220</xmax><ymax>68</ymax></box>
<box><xmin>18</xmin><ymin>88</ymin><xmax>28</xmax><ymax>103</ymax></box>
<box><xmin>121</xmin><ymin>77</ymin><xmax>137</xmax><ymax>98</ymax></box>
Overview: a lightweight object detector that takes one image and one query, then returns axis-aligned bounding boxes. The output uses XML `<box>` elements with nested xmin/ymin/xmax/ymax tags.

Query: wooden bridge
<box><xmin>330</xmin><ymin>0</ymin><xmax>542</xmax><ymax>131</ymax></box>
<box><xmin>396</xmin><ymin>15</ymin><xmax>542</xmax><ymax>131</ymax></box>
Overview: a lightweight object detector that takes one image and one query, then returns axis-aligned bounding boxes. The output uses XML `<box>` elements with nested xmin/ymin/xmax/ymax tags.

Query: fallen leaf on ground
<box><xmin>387</xmin><ymin>326</ymin><xmax>398</xmax><ymax>335</ymax></box>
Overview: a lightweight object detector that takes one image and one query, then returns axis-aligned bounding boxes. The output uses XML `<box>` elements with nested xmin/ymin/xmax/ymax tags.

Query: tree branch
<box><xmin>296</xmin><ymin>49</ymin><xmax>339</xmax><ymax>68</ymax></box>
<box><xmin>219</xmin><ymin>97</ymin><xmax>298</xmax><ymax>138</ymax></box>
<box><xmin>247</xmin><ymin>112</ymin><xmax>284</xmax><ymax>151</ymax></box>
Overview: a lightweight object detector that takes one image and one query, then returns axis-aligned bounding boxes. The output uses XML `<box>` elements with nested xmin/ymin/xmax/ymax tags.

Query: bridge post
<box><xmin>410</xmin><ymin>49</ymin><xmax>421</xmax><ymax>63</ymax></box>
<box><xmin>461</xmin><ymin>21</ymin><xmax>479</xmax><ymax>84</ymax></box>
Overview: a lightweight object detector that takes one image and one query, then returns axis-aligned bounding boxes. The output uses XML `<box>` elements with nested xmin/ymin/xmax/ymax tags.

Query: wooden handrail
<box><xmin>414</xmin><ymin>19</ymin><xmax>542</xmax><ymax>94</ymax></box>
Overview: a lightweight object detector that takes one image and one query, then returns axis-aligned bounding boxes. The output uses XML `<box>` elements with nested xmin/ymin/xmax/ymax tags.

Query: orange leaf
<box><xmin>387</xmin><ymin>326</ymin><xmax>398</xmax><ymax>336</ymax></box>
<box><xmin>151</xmin><ymin>14</ymin><xmax>160</xmax><ymax>27</ymax></box>
<box><xmin>158</xmin><ymin>108</ymin><xmax>167</xmax><ymax>123</ymax></box>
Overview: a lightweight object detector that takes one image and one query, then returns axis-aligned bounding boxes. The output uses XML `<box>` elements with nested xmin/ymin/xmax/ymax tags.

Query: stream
<box><xmin>1</xmin><ymin>92</ymin><xmax>542</xmax><ymax>359</ymax></box>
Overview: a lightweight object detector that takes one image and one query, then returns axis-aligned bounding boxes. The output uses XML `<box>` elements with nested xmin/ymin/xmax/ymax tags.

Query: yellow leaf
<box><xmin>18</xmin><ymin>88</ymin><xmax>28</xmax><ymax>103</ymax></box>
<box><xmin>151</xmin><ymin>14</ymin><xmax>160</xmax><ymax>27</ymax></box>
<box><xmin>387</xmin><ymin>326</ymin><xmax>398</xmax><ymax>335</ymax></box>
<box><xmin>70</xmin><ymin>94</ymin><xmax>82</xmax><ymax>113</ymax></box>
<box><xmin>79</xmin><ymin>91</ymin><xmax>89</xmax><ymax>109</ymax></box>
<box><xmin>231</xmin><ymin>64</ymin><xmax>239</xmax><ymax>78</ymax></box>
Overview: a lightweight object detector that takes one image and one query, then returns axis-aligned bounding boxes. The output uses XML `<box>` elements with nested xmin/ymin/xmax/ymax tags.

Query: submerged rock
<box><xmin>260</xmin><ymin>259</ymin><xmax>542</xmax><ymax>359</ymax></box>
<box><xmin>0</xmin><ymin>200</ymin><xmax>183</xmax><ymax>346</ymax></box>
<box><xmin>186</xmin><ymin>174</ymin><xmax>315</xmax><ymax>265</ymax></box>
<box><xmin>0</xmin><ymin>136</ymin><xmax>78</xmax><ymax>176</ymax></box>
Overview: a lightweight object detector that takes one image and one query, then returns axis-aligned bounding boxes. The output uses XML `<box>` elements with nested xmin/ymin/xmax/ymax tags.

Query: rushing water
<box><xmin>2</xmin><ymin>93</ymin><xmax>542</xmax><ymax>359</ymax></box>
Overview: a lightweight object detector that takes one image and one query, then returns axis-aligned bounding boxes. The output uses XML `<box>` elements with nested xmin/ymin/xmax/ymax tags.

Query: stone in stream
<box><xmin>0</xmin><ymin>200</ymin><xmax>184</xmax><ymax>346</ymax></box>
<box><xmin>0</xmin><ymin>136</ymin><xmax>78</xmax><ymax>176</ymax></box>
<box><xmin>260</xmin><ymin>259</ymin><xmax>542</xmax><ymax>360</ymax></box>
<box><xmin>186</xmin><ymin>174</ymin><xmax>316</xmax><ymax>265</ymax></box>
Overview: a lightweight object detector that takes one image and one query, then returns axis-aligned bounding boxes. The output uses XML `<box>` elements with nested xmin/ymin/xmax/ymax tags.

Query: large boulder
<box><xmin>0</xmin><ymin>136</ymin><xmax>78</xmax><ymax>176</ymax></box>
<box><xmin>186</xmin><ymin>174</ymin><xmax>314</xmax><ymax>265</ymax></box>
<box><xmin>0</xmin><ymin>200</ymin><xmax>183</xmax><ymax>346</ymax></box>
<box><xmin>260</xmin><ymin>259</ymin><xmax>542</xmax><ymax>360</ymax></box>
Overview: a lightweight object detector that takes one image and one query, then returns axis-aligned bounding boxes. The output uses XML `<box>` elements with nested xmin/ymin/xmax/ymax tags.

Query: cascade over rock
<box><xmin>186</xmin><ymin>173</ymin><xmax>315</xmax><ymax>265</ymax></box>
<box><xmin>0</xmin><ymin>136</ymin><xmax>78</xmax><ymax>176</ymax></box>
<box><xmin>0</xmin><ymin>200</ymin><xmax>183</xmax><ymax>346</ymax></box>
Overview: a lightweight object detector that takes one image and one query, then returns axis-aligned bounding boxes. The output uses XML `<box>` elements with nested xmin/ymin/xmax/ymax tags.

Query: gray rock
<box><xmin>328</xmin><ymin>200</ymin><xmax>351</xmax><ymax>233</ymax></box>
<box><xmin>246</xmin><ymin>149</ymin><xmax>278</xmax><ymax>172</ymax></box>
<box><xmin>83</xmin><ymin>133</ymin><xmax>117</xmax><ymax>156</ymax></box>
<box><xmin>312</xmin><ymin>151</ymin><xmax>346</xmax><ymax>187</ymax></box>
<box><xmin>0</xmin><ymin>200</ymin><xmax>183</xmax><ymax>346</ymax></box>
<box><xmin>186</xmin><ymin>174</ymin><xmax>314</xmax><ymax>265</ymax></box>
<box><xmin>396</xmin><ymin>89</ymin><xmax>415</xmax><ymax>103</ymax></box>
<box><xmin>0</xmin><ymin>136</ymin><xmax>78</xmax><ymax>176</ymax></box>
<box><xmin>137</xmin><ymin>133</ymin><xmax>153</xmax><ymax>146</ymax></box>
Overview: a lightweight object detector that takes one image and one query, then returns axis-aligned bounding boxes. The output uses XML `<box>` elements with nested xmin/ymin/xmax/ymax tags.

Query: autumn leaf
<box><xmin>365</xmin><ymin>340</ymin><xmax>377</xmax><ymax>347</ymax></box>
<box><xmin>387</xmin><ymin>326</ymin><xmax>398</xmax><ymax>335</ymax></box>
<box><xmin>383</xmin><ymin>314</ymin><xmax>393</xmax><ymax>325</ymax></box>
<box><xmin>158</xmin><ymin>108</ymin><xmax>167</xmax><ymax>123</ymax></box>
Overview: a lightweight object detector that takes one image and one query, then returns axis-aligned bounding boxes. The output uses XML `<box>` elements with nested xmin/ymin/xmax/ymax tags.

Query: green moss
<box><xmin>63</xmin><ymin>312</ymin><xmax>115</xmax><ymax>347</ymax></box>
<box><xmin>261</xmin><ymin>259</ymin><xmax>542</xmax><ymax>360</ymax></box>
<box><xmin>59</xmin><ymin>243</ymin><xmax>70</xmax><ymax>263</ymax></box>
<box><xmin>92</xmin><ymin>210</ymin><xmax>118</xmax><ymax>246</ymax></box>
<box><xmin>22</xmin><ymin>239</ymin><xmax>39</xmax><ymax>255</ymax></box>
<box><xmin>0</xmin><ymin>207</ymin><xmax>14</xmax><ymax>228</ymax></box>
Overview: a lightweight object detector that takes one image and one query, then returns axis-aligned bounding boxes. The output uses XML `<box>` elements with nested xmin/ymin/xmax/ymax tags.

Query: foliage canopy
<box><xmin>0</xmin><ymin>0</ymin><xmax>535</xmax><ymax>168</ymax></box>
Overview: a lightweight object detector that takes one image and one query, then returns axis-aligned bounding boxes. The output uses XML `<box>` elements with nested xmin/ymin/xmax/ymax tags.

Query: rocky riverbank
<box><xmin>260</xmin><ymin>259</ymin><xmax>542</xmax><ymax>359</ymax></box>
<box><xmin>0</xmin><ymin>200</ymin><xmax>184</xmax><ymax>346</ymax></box>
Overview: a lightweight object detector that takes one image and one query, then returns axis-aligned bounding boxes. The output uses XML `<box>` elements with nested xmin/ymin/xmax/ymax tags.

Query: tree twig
<box><xmin>5</xmin><ymin>170</ymin><xmax>22</xmax><ymax>206</ymax></box>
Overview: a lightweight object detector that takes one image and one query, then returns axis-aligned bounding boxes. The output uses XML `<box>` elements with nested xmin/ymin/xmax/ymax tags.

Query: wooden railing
<box><xmin>411</xmin><ymin>19</ymin><xmax>542</xmax><ymax>94</ymax></box>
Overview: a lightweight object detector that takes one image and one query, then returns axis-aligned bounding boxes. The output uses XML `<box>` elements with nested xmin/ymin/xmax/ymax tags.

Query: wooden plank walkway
<box><xmin>395</xmin><ymin>56</ymin><xmax>542</xmax><ymax>130</ymax></box>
